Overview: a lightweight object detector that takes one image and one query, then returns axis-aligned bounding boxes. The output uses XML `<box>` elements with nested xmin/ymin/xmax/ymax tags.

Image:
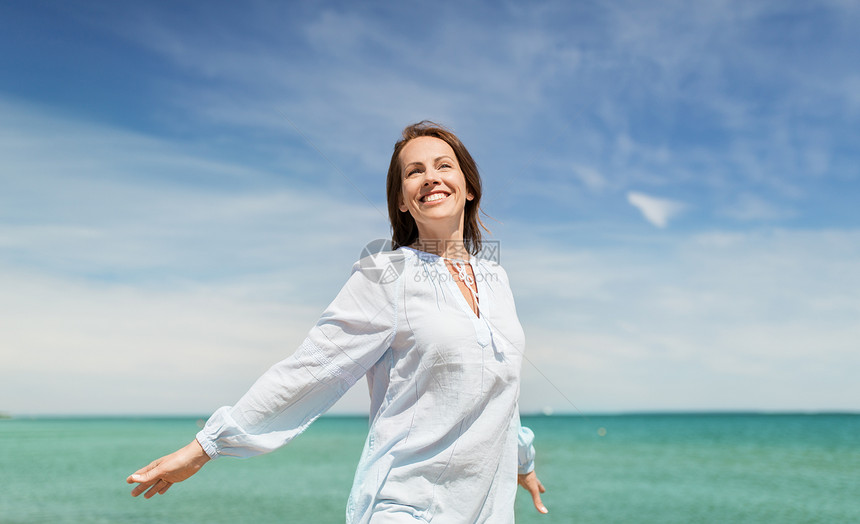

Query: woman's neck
<box><xmin>410</xmin><ymin>234</ymin><xmax>469</xmax><ymax>260</ymax></box>
<box><xmin>410</xmin><ymin>215</ymin><xmax>470</xmax><ymax>259</ymax></box>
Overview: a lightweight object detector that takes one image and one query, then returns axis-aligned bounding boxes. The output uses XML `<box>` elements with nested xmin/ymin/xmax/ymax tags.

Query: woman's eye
<box><xmin>439</xmin><ymin>163</ymin><xmax>451</xmax><ymax>169</ymax></box>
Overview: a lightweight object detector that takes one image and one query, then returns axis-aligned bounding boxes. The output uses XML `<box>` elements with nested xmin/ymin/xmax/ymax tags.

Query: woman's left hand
<box><xmin>517</xmin><ymin>470</ymin><xmax>548</xmax><ymax>514</ymax></box>
<box><xmin>126</xmin><ymin>439</ymin><xmax>210</xmax><ymax>499</ymax></box>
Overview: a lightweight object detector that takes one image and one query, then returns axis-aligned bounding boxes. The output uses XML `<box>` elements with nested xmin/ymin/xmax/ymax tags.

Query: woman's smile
<box><xmin>420</xmin><ymin>190</ymin><xmax>450</xmax><ymax>204</ymax></box>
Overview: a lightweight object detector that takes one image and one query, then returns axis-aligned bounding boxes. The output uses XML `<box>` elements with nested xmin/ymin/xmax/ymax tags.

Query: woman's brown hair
<box><xmin>386</xmin><ymin>121</ymin><xmax>488</xmax><ymax>255</ymax></box>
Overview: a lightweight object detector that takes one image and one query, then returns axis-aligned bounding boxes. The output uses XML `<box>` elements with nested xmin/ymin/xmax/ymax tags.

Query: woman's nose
<box><xmin>423</xmin><ymin>169</ymin><xmax>441</xmax><ymax>185</ymax></box>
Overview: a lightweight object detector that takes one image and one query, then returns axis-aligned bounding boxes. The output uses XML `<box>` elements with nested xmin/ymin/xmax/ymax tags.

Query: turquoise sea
<box><xmin>0</xmin><ymin>414</ymin><xmax>857</xmax><ymax>523</ymax></box>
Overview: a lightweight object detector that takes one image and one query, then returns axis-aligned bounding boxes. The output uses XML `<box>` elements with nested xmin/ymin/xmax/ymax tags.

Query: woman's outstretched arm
<box><xmin>126</xmin><ymin>258</ymin><xmax>398</xmax><ymax>498</ymax></box>
<box><xmin>126</xmin><ymin>439</ymin><xmax>211</xmax><ymax>499</ymax></box>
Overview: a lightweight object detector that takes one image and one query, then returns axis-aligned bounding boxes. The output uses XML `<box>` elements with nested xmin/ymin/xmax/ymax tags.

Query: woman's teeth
<box><xmin>423</xmin><ymin>193</ymin><xmax>447</xmax><ymax>202</ymax></box>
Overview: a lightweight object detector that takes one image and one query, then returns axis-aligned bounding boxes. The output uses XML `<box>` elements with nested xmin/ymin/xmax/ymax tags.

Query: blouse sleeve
<box><xmin>517</xmin><ymin>425</ymin><xmax>536</xmax><ymax>474</ymax></box>
<box><xmin>196</xmin><ymin>259</ymin><xmax>398</xmax><ymax>459</ymax></box>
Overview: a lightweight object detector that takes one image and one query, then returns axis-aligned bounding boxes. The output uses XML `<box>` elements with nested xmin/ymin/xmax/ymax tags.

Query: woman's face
<box><xmin>398</xmin><ymin>136</ymin><xmax>473</xmax><ymax>233</ymax></box>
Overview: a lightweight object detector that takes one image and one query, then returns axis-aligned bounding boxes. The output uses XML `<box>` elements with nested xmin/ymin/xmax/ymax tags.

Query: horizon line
<box><xmin>3</xmin><ymin>409</ymin><xmax>859</xmax><ymax>420</ymax></box>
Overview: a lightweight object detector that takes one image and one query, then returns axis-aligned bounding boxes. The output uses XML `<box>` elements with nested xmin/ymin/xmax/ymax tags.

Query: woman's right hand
<box><xmin>126</xmin><ymin>439</ymin><xmax>211</xmax><ymax>499</ymax></box>
<box><xmin>517</xmin><ymin>470</ymin><xmax>548</xmax><ymax>514</ymax></box>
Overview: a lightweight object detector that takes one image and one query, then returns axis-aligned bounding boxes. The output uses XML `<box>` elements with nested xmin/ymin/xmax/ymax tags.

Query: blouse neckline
<box><xmin>399</xmin><ymin>245</ymin><xmax>485</xmax><ymax>320</ymax></box>
<box><xmin>398</xmin><ymin>245</ymin><xmax>477</xmax><ymax>265</ymax></box>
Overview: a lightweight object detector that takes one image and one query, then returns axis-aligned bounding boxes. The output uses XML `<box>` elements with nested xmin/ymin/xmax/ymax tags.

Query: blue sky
<box><xmin>1</xmin><ymin>0</ymin><xmax>858</xmax><ymax>415</ymax></box>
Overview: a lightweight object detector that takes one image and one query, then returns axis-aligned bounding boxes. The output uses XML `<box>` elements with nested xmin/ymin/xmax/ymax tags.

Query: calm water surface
<box><xmin>0</xmin><ymin>414</ymin><xmax>857</xmax><ymax>523</ymax></box>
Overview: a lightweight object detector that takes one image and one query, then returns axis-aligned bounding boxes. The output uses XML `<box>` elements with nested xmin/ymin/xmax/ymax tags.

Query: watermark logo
<box><xmin>358</xmin><ymin>239</ymin><xmax>406</xmax><ymax>284</ymax></box>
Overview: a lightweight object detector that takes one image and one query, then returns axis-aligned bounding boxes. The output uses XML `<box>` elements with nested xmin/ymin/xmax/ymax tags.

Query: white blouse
<box><xmin>197</xmin><ymin>246</ymin><xmax>536</xmax><ymax>523</ymax></box>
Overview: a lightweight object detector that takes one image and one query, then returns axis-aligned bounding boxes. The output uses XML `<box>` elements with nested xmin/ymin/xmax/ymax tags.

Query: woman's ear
<box><xmin>466</xmin><ymin>192</ymin><xmax>474</xmax><ymax>201</ymax></box>
<box><xmin>399</xmin><ymin>197</ymin><xmax>409</xmax><ymax>213</ymax></box>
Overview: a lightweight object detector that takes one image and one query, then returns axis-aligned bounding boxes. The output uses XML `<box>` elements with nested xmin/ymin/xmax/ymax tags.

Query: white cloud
<box><xmin>43</xmin><ymin>0</ymin><xmax>859</xmax><ymax>230</ymax></box>
<box><xmin>0</xmin><ymin>99</ymin><xmax>388</xmax><ymax>415</ymax></box>
<box><xmin>721</xmin><ymin>193</ymin><xmax>795</xmax><ymax>221</ymax></box>
<box><xmin>496</xmin><ymin>223</ymin><xmax>860</xmax><ymax>413</ymax></box>
<box><xmin>572</xmin><ymin>164</ymin><xmax>607</xmax><ymax>191</ymax></box>
<box><xmin>73</xmin><ymin>2</ymin><xmax>592</xmax><ymax>173</ymax></box>
<box><xmin>626</xmin><ymin>191</ymin><xmax>685</xmax><ymax>228</ymax></box>
<box><xmin>0</xmin><ymin>98</ymin><xmax>390</xmax><ymax>279</ymax></box>
<box><xmin>0</xmin><ymin>263</ymin><xmax>377</xmax><ymax>415</ymax></box>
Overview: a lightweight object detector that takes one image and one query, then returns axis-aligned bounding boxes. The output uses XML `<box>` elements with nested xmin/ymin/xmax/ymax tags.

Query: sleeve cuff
<box><xmin>195</xmin><ymin>406</ymin><xmax>235</xmax><ymax>460</ymax></box>
<box><xmin>195</xmin><ymin>432</ymin><xmax>219</xmax><ymax>460</ymax></box>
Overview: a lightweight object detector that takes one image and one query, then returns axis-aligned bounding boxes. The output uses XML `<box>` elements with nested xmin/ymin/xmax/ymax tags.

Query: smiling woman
<box><xmin>126</xmin><ymin>121</ymin><xmax>547</xmax><ymax>523</ymax></box>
